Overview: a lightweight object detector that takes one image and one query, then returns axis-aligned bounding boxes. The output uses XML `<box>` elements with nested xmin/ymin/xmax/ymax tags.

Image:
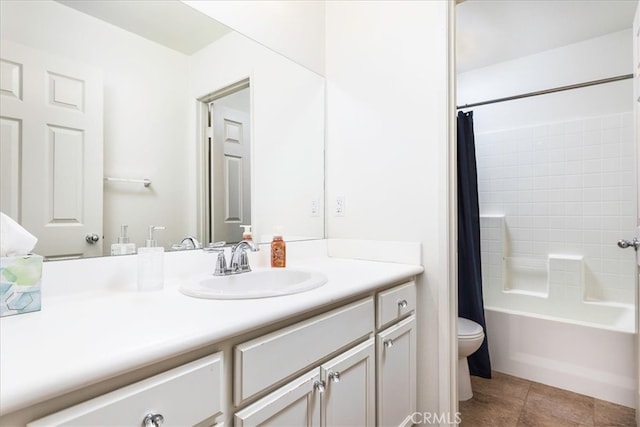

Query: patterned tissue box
<box><xmin>0</xmin><ymin>255</ymin><xmax>43</xmax><ymax>317</ymax></box>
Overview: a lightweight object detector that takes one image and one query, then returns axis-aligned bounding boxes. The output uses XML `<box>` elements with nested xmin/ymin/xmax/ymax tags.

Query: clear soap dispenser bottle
<box><xmin>137</xmin><ymin>225</ymin><xmax>165</xmax><ymax>291</ymax></box>
<box><xmin>111</xmin><ymin>224</ymin><xmax>136</xmax><ymax>256</ymax></box>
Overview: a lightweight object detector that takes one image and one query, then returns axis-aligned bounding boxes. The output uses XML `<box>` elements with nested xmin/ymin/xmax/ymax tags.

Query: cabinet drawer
<box><xmin>28</xmin><ymin>353</ymin><xmax>224</xmax><ymax>426</ymax></box>
<box><xmin>377</xmin><ymin>281</ymin><xmax>416</xmax><ymax>329</ymax></box>
<box><xmin>234</xmin><ymin>297</ymin><xmax>374</xmax><ymax>404</ymax></box>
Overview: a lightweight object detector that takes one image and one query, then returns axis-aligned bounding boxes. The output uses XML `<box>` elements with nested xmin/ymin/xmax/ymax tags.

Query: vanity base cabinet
<box><xmin>27</xmin><ymin>353</ymin><xmax>224</xmax><ymax>427</ymax></box>
<box><xmin>12</xmin><ymin>280</ymin><xmax>419</xmax><ymax>427</ymax></box>
<box><xmin>235</xmin><ymin>338</ymin><xmax>375</xmax><ymax>427</ymax></box>
<box><xmin>377</xmin><ymin>315</ymin><xmax>417</xmax><ymax>427</ymax></box>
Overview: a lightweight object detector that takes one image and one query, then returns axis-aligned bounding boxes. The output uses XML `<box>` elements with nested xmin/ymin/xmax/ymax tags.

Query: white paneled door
<box><xmin>210</xmin><ymin>104</ymin><xmax>251</xmax><ymax>244</ymax></box>
<box><xmin>0</xmin><ymin>41</ymin><xmax>103</xmax><ymax>259</ymax></box>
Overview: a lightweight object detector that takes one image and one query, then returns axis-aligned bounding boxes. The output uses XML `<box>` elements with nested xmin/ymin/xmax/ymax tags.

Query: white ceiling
<box><xmin>457</xmin><ymin>0</ymin><xmax>638</xmax><ymax>73</ymax></box>
<box><xmin>56</xmin><ymin>0</ymin><xmax>638</xmax><ymax>70</ymax></box>
<box><xmin>56</xmin><ymin>0</ymin><xmax>231</xmax><ymax>55</ymax></box>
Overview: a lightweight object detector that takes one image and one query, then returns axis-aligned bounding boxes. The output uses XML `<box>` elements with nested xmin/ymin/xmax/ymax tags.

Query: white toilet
<box><xmin>457</xmin><ymin>317</ymin><xmax>485</xmax><ymax>401</ymax></box>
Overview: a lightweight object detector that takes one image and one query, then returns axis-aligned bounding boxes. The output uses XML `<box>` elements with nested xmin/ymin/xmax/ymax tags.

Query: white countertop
<box><xmin>0</xmin><ymin>251</ymin><xmax>423</xmax><ymax>416</ymax></box>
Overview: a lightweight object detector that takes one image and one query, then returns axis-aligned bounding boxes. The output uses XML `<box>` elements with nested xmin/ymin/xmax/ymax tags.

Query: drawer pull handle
<box><xmin>398</xmin><ymin>299</ymin><xmax>408</xmax><ymax>309</ymax></box>
<box><xmin>329</xmin><ymin>371</ymin><xmax>341</xmax><ymax>383</ymax></box>
<box><xmin>384</xmin><ymin>338</ymin><xmax>394</xmax><ymax>348</ymax></box>
<box><xmin>314</xmin><ymin>380</ymin><xmax>326</xmax><ymax>393</ymax></box>
<box><xmin>143</xmin><ymin>413</ymin><xmax>165</xmax><ymax>427</ymax></box>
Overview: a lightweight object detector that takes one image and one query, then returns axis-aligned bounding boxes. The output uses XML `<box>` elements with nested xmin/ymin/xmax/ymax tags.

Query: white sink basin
<box><xmin>179</xmin><ymin>268</ymin><xmax>328</xmax><ymax>299</ymax></box>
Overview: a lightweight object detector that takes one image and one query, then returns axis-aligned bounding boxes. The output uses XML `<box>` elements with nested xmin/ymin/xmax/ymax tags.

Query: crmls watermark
<box><xmin>405</xmin><ymin>411</ymin><xmax>462</xmax><ymax>425</ymax></box>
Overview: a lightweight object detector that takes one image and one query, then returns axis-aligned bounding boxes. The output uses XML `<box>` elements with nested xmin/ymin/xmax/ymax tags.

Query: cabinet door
<box><xmin>321</xmin><ymin>338</ymin><xmax>375</xmax><ymax>427</ymax></box>
<box><xmin>235</xmin><ymin>370</ymin><xmax>321</xmax><ymax>427</ymax></box>
<box><xmin>377</xmin><ymin>315</ymin><xmax>416</xmax><ymax>427</ymax></box>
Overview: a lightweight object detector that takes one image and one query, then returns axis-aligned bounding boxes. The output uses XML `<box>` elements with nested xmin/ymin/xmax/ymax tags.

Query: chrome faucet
<box><xmin>209</xmin><ymin>240</ymin><xmax>259</xmax><ymax>276</ymax></box>
<box><xmin>171</xmin><ymin>236</ymin><xmax>202</xmax><ymax>250</ymax></box>
<box><xmin>180</xmin><ymin>236</ymin><xmax>202</xmax><ymax>249</ymax></box>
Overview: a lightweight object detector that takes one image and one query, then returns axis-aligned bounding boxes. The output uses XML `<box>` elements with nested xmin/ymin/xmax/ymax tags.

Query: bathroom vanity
<box><xmin>0</xmin><ymin>240</ymin><xmax>422</xmax><ymax>426</ymax></box>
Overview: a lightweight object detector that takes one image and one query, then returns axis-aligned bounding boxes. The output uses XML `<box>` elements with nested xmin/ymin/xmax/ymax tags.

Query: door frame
<box><xmin>447</xmin><ymin>0</ymin><xmax>459</xmax><ymax>417</ymax></box>
<box><xmin>634</xmin><ymin>0</ymin><xmax>640</xmax><ymax>421</ymax></box>
<box><xmin>195</xmin><ymin>78</ymin><xmax>250</xmax><ymax>246</ymax></box>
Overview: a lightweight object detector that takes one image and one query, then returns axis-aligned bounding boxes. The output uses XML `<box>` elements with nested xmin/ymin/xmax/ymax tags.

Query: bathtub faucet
<box><xmin>617</xmin><ymin>238</ymin><xmax>639</xmax><ymax>251</ymax></box>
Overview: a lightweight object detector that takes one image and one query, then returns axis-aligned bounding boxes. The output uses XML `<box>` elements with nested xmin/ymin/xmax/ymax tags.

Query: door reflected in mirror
<box><xmin>201</xmin><ymin>81</ymin><xmax>251</xmax><ymax>245</ymax></box>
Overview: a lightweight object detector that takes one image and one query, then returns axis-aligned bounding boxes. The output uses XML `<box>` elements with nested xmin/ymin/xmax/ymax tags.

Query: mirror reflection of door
<box><xmin>205</xmin><ymin>84</ymin><xmax>250</xmax><ymax>244</ymax></box>
<box><xmin>0</xmin><ymin>41</ymin><xmax>104</xmax><ymax>259</ymax></box>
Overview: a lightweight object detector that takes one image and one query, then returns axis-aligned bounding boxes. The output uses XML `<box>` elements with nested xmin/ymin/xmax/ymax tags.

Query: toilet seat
<box><xmin>457</xmin><ymin>317</ymin><xmax>484</xmax><ymax>340</ymax></box>
<box><xmin>459</xmin><ymin>334</ymin><xmax>484</xmax><ymax>341</ymax></box>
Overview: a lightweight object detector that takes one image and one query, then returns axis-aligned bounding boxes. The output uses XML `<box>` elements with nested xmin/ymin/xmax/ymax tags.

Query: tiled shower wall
<box><xmin>476</xmin><ymin>112</ymin><xmax>636</xmax><ymax>305</ymax></box>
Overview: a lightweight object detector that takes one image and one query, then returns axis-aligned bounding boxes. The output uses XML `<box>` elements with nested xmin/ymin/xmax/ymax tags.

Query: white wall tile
<box><xmin>602</xmin><ymin>172</ymin><xmax>620</xmax><ymax>187</ymax></box>
<box><xmin>584</xmin><ymin>117</ymin><xmax>603</xmax><ymax>132</ymax></box>
<box><xmin>583</xmin><ymin>145</ymin><xmax>602</xmax><ymax>160</ymax></box>
<box><xmin>477</xmin><ymin>112</ymin><xmax>636</xmax><ymax>306</ymax></box>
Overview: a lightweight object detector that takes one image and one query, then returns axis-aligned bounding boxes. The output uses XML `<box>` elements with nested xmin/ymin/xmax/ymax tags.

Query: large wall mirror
<box><xmin>0</xmin><ymin>0</ymin><xmax>325</xmax><ymax>260</ymax></box>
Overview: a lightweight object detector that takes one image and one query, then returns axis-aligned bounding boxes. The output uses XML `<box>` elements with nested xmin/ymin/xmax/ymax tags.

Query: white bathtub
<box><xmin>484</xmin><ymin>306</ymin><xmax>636</xmax><ymax>408</ymax></box>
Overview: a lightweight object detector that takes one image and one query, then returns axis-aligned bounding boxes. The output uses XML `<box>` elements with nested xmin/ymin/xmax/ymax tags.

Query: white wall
<box><xmin>1</xmin><ymin>0</ymin><xmax>192</xmax><ymax>251</ymax></box>
<box><xmin>182</xmin><ymin>0</ymin><xmax>326</xmax><ymax>77</ymax></box>
<box><xmin>325</xmin><ymin>0</ymin><xmax>453</xmax><ymax>417</ymax></box>
<box><xmin>458</xmin><ymin>30</ymin><xmax>632</xmax><ymax>132</ymax></box>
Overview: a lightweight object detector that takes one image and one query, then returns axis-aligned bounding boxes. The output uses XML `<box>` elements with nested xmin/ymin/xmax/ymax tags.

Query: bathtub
<box><xmin>484</xmin><ymin>305</ymin><xmax>636</xmax><ymax>408</ymax></box>
<box><xmin>478</xmin><ymin>214</ymin><xmax>637</xmax><ymax>407</ymax></box>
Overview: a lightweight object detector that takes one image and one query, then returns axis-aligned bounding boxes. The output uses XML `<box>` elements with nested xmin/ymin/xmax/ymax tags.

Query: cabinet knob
<box><xmin>383</xmin><ymin>338</ymin><xmax>394</xmax><ymax>348</ymax></box>
<box><xmin>314</xmin><ymin>379</ymin><xmax>326</xmax><ymax>393</ymax></box>
<box><xmin>397</xmin><ymin>299</ymin><xmax>408</xmax><ymax>309</ymax></box>
<box><xmin>328</xmin><ymin>371</ymin><xmax>341</xmax><ymax>383</ymax></box>
<box><xmin>143</xmin><ymin>413</ymin><xmax>165</xmax><ymax>427</ymax></box>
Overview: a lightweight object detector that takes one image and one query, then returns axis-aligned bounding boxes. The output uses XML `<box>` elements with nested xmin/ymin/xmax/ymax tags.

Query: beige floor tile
<box><xmin>594</xmin><ymin>399</ymin><xmax>636</xmax><ymax>427</ymax></box>
<box><xmin>459</xmin><ymin>390</ymin><xmax>524</xmax><ymax>427</ymax></box>
<box><xmin>459</xmin><ymin>371</ymin><xmax>635</xmax><ymax>427</ymax></box>
<box><xmin>471</xmin><ymin>372</ymin><xmax>531</xmax><ymax>402</ymax></box>
<box><xmin>517</xmin><ymin>405</ymin><xmax>588</xmax><ymax>427</ymax></box>
<box><xmin>523</xmin><ymin>382</ymin><xmax>595</xmax><ymax>426</ymax></box>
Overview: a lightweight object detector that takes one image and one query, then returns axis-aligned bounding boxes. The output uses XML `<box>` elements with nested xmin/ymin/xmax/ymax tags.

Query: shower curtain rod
<box><xmin>456</xmin><ymin>73</ymin><xmax>633</xmax><ymax>110</ymax></box>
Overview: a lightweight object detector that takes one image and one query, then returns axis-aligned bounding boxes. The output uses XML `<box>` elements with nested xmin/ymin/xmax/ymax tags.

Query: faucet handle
<box><xmin>203</xmin><ymin>241</ymin><xmax>226</xmax><ymax>251</ymax></box>
<box><xmin>234</xmin><ymin>249</ymin><xmax>251</xmax><ymax>273</ymax></box>
<box><xmin>203</xmin><ymin>243</ymin><xmax>228</xmax><ymax>275</ymax></box>
<box><xmin>212</xmin><ymin>250</ymin><xmax>228</xmax><ymax>275</ymax></box>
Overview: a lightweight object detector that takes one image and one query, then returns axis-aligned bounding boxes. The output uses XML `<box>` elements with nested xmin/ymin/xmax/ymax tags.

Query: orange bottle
<box><xmin>271</xmin><ymin>233</ymin><xmax>286</xmax><ymax>268</ymax></box>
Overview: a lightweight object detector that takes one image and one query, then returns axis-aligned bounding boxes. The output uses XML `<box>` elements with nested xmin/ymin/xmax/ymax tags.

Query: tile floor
<box><xmin>459</xmin><ymin>371</ymin><xmax>636</xmax><ymax>427</ymax></box>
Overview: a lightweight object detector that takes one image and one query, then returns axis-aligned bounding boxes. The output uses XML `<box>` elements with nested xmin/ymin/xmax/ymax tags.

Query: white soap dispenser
<box><xmin>137</xmin><ymin>225</ymin><xmax>165</xmax><ymax>291</ymax></box>
<box><xmin>111</xmin><ymin>224</ymin><xmax>136</xmax><ymax>256</ymax></box>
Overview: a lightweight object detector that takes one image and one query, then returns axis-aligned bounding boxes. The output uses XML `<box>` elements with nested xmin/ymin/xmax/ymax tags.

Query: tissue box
<box><xmin>0</xmin><ymin>255</ymin><xmax>43</xmax><ymax>317</ymax></box>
